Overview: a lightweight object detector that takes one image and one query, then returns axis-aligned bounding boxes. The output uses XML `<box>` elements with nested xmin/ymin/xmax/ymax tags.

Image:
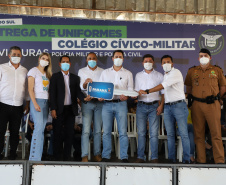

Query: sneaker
<box><xmin>81</xmin><ymin>156</ymin><xmax>88</xmax><ymax>162</ymax></box>
<box><xmin>135</xmin><ymin>158</ymin><xmax>145</xmax><ymax>163</ymax></box>
<box><xmin>94</xmin><ymin>155</ymin><xmax>102</xmax><ymax>162</ymax></box>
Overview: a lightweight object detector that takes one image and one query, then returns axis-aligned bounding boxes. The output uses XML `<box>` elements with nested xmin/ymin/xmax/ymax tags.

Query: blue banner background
<box><xmin>0</xmin><ymin>14</ymin><xmax>225</xmax><ymax>80</ymax></box>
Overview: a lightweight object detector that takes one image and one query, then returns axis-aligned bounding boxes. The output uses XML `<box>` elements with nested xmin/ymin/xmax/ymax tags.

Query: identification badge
<box><xmin>87</xmin><ymin>82</ymin><xmax>114</xmax><ymax>100</ymax></box>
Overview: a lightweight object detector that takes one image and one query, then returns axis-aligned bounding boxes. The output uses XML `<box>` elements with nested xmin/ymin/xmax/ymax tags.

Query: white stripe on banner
<box><xmin>52</xmin><ymin>38</ymin><xmax>196</xmax><ymax>51</ymax></box>
<box><xmin>0</xmin><ymin>19</ymin><xmax>23</xmax><ymax>26</ymax></box>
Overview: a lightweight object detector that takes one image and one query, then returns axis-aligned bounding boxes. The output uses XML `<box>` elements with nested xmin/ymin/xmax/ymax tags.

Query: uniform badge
<box><xmin>211</xmin><ymin>70</ymin><xmax>215</xmax><ymax>74</ymax></box>
<box><xmin>210</xmin><ymin>70</ymin><xmax>217</xmax><ymax>77</ymax></box>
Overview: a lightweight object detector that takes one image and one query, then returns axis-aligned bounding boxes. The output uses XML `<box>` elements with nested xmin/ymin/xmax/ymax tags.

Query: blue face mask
<box><xmin>88</xmin><ymin>60</ymin><xmax>97</xmax><ymax>68</ymax></box>
<box><xmin>61</xmin><ymin>63</ymin><xmax>70</xmax><ymax>71</ymax></box>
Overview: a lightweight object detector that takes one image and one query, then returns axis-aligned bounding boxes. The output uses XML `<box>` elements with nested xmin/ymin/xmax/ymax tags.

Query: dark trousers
<box><xmin>73</xmin><ymin>124</ymin><xmax>82</xmax><ymax>160</ymax></box>
<box><xmin>0</xmin><ymin>102</ymin><xmax>23</xmax><ymax>155</ymax></box>
<box><xmin>53</xmin><ymin>105</ymin><xmax>75</xmax><ymax>160</ymax></box>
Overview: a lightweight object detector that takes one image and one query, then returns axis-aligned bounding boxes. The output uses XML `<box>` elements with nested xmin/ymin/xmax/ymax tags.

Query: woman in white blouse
<box><xmin>28</xmin><ymin>52</ymin><xmax>52</xmax><ymax>161</ymax></box>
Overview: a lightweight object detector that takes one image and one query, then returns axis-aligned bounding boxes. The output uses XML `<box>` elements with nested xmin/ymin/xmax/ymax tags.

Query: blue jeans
<box><xmin>136</xmin><ymin>102</ymin><xmax>159</xmax><ymax>160</ymax></box>
<box><xmin>81</xmin><ymin>101</ymin><xmax>103</xmax><ymax>157</ymax></box>
<box><xmin>177</xmin><ymin>124</ymin><xmax>195</xmax><ymax>157</ymax></box>
<box><xmin>29</xmin><ymin>99</ymin><xmax>49</xmax><ymax>161</ymax></box>
<box><xmin>164</xmin><ymin>101</ymin><xmax>190</xmax><ymax>163</ymax></box>
<box><xmin>102</xmin><ymin>101</ymin><xmax>128</xmax><ymax>160</ymax></box>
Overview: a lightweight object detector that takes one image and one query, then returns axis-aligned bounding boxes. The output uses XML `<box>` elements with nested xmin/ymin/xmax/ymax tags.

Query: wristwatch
<box><xmin>145</xmin><ymin>89</ymin><xmax>149</xmax><ymax>94</ymax></box>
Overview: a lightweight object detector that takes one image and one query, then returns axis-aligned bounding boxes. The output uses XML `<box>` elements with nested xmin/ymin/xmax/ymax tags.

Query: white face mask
<box><xmin>200</xmin><ymin>57</ymin><xmax>210</xmax><ymax>65</ymax></box>
<box><xmin>114</xmin><ymin>58</ymin><xmax>123</xmax><ymax>67</ymax></box>
<box><xmin>163</xmin><ymin>63</ymin><xmax>172</xmax><ymax>72</ymax></box>
<box><xmin>11</xmin><ymin>57</ymin><xmax>21</xmax><ymax>64</ymax></box>
<box><xmin>144</xmin><ymin>63</ymin><xmax>153</xmax><ymax>71</ymax></box>
<box><xmin>40</xmin><ymin>60</ymin><xmax>49</xmax><ymax>67</ymax></box>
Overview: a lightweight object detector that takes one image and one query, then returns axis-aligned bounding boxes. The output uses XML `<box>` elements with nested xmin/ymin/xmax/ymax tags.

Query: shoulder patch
<box><xmin>214</xmin><ymin>65</ymin><xmax>224</xmax><ymax>73</ymax></box>
<box><xmin>214</xmin><ymin>65</ymin><xmax>222</xmax><ymax>70</ymax></box>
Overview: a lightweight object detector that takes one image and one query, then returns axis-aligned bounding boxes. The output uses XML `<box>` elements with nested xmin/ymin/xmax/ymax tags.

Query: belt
<box><xmin>165</xmin><ymin>100</ymin><xmax>185</xmax><ymax>105</ymax></box>
<box><xmin>192</xmin><ymin>95</ymin><xmax>219</xmax><ymax>104</ymax></box>
<box><xmin>90</xmin><ymin>98</ymin><xmax>99</xmax><ymax>102</ymax></box>
<box><xmin>105</xmin><ymin>99</ymin><xmax>121</xmax><ymax>103</ymax></box>
<box><xmin>139</xmin><ymin>100</ymin><xmax>158</xmax><ymax>105</ymax></box>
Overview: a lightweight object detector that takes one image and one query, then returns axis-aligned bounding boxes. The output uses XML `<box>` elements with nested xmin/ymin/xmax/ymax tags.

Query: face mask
<box><xmin>40</xmin><ymin>60</ymin><xmax>49</xmax><ymax>67</ymax></box>
<box><xmin>200</xmin><ymin>57</ymin><xmax>210</xmax><ymax>65</ymax></box>
<box><xmin>144</xmin><ymin>63</ymin><xmax>153</xmax><ymax>71</ymax></box>
<box><xmin>61</xmin><ymin>63</ymin><xmax>70</xmax><ymax>71</ymax></box>
<box><xmin>88</xmin><ymin>60</ymin><xmax>97</xmax><ymax>68</ymax></box>
<box><xmin>11</xmin><ymin>57</ymin><xmax>21</xmax><ymax>64</ymax></box>
<box><xmin>114</xmin><ymin>58</ymin><xmax>123</xmax><ymax>67</ymax></box>
<box><xmin>163</xmin><ymin>63</ymin><xmax>172</xmax><ymax>72</ymax></box>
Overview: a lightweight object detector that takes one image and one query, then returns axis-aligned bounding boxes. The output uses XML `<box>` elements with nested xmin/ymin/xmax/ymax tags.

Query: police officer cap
<box><xmin>199</xmin><ymin>48</ymin><xmax>211</xmax><ymax>57</ymax></box>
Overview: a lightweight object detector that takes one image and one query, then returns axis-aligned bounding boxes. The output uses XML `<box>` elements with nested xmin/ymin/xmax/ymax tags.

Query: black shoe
<box><xmin>183</xmin><ymin>160</ymin><xmax>190</xmax><ymax>164</ymax></box>
<box><xmin>63</xmin><ymin>156</ymin><xmax>71</xmax><ymax>161</ymax></box>
<box><xmin>8</xmin><ymin>153</ymin><xmax>17</xmax><ymax>160</ymax></box>
<box><xmin>150</xmin><ymin>159</ymin><xmax>158</xmax><ymax>163</ymax></box>
<box><xmin>121</xmin><ymin>159</ymin><xmax>129</xmax><ymax>163</ymax></box>
<box><xmin>101</xmin><ymin>158</ymin><xmax>110</xmax><ymax>162</ymax></box>
<box><xmin>167</xmin><ymin>159</ymin><xmax>176</xmax><ymax>164</ymax></box>
<box><xmin>46</xmin><ymin>155</ymin><xmax>55</xmax><ymax>161</ymax></box>
<box><xmin>0</xmin><ymin>154</ymin><xmax>4</xmax><ymax>160</ymax></box>
<box><xmin>135</xmin><ymin>158</ymin><xmax>145</xmax><ymax>163</ymax></box>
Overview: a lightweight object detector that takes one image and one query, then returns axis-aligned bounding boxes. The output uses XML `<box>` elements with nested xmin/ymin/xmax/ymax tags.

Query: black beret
<box><xmin>199</xmin><ymin>48</ymin><xmax>211</xmax><ymax>57</ymax></box>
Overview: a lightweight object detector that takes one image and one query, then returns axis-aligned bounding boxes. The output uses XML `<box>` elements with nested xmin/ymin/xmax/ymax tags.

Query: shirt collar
<box><xmin>8</xmin><ymin>61</ymin><xmax>21</xmax><ymax>69</ymax></box>
<box><xmin>142</xmin><ymin>69</ymin><xmax>155</xmax><ymax>74</ymax></box>
<box><xmin>197</xmin><ymin>64</ymin><xmax>213</xmax><ymax>70</ymax></box>
<box><xmin>61</xmin><ymin>71</ymin><xmax>70</xmax><ymax>77</ymax></box>
<box><xmin>165</xmin><ymin>67</ymin><xmax>175</xmax><ymax>74</ymax></box>
<box><xmin>111</xmin><ymin>66</ymin><xmax>124</xmax><ymax>72</ymax></box>
<box><xmin>86</xmin><ymin>65</ymin><xmax>98</xmax><ymax>71</ymax></box>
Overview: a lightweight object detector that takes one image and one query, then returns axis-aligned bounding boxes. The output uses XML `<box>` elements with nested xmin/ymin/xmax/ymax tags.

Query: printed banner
<box><xmin>0</xmin><ymin>14</ymin><xmax>225</xmax><ymax>78</ymax></box>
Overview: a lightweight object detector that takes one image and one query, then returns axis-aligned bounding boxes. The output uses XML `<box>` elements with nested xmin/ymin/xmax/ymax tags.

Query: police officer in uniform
<box><xmin>185</xmin><ymin>48</ymin><xmax>226</xmax><ymax>164</ymax></box>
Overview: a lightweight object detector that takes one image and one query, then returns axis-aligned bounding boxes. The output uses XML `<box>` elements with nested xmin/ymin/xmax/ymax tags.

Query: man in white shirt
<box><xmin>0</xmin><ymin>46</ymin><xmax>29</xmax><ymax>160</ymax></box>
<box><xmin>99</xmin><ymin>50</ymin><xmax>133</xmax><ymax>162</ymax></box>
<box><xmin>78</xmin><ymin>52</ymin><xmax>104</xmax><ymax>162</ymax></box>
<box><xmin>139</xmin><ymin>55</ymin><xmax>190</xmax><ymax>163</ymax></box>
<box><xmin>135</xmin><ymin>54</ymin><xmax>164</xmax><ymax>163</ymax></box>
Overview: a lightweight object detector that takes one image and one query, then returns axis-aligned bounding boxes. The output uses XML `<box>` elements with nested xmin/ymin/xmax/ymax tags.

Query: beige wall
<box><xmin>0</xmin><ymin>0</ymin><xmax>225</xmax><ymax>24</ymax></box>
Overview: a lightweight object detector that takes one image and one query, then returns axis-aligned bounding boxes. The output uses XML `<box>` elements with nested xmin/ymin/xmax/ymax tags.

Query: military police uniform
<box><xmin>185</xmin><ymin>64</ymin><xmax>226</xmax><ymax>163</ymax></box>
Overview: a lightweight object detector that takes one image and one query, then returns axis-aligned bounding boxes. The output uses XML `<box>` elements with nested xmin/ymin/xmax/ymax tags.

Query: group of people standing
<box><xmin>0</xmin><ymin>46</ymin><xmax>225</xmax><ymax>164</ymax></box>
